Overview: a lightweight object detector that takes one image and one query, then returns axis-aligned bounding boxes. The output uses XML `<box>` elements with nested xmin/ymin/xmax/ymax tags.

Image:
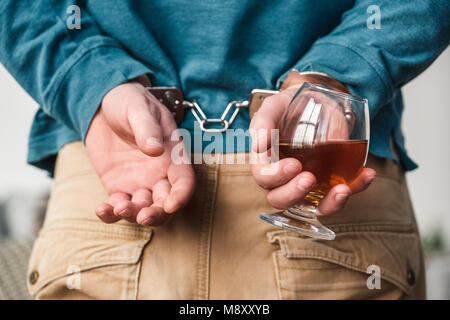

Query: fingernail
<box><xmin>297</xmin><ymin>177</ymin><xmax>314</xmax><ymax>190</ymax></box>
<box><xmin>335</xmin><ymin>193</ymin><xmax>349</xmax><ymax>203</ymax></box>
<box><xmin>146</xmin><ymin>137</ymin><xmax>163</xmax><ymax>148</ymax></box>
<box><xmin>118</xmin><ymin>208</ymin><xmax>132</xmax><ymax>218</ymax></box>
<box><xmin>141</xmin><ymin>216</ymin><xmax>154</xmax><ymax>225</ymax></box>
<box><xmin>283</xmin><ymin>163</ymin><xmax>299</xmax><ymax>175</ymax></box>
<box><xmin>365</xmin><ymin>174</ymin><xmax>376</xmax><ymax>184</ymax></box>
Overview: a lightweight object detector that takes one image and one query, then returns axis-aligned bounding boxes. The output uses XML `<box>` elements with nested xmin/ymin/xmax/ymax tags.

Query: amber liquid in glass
<box><xmin>278</xmin><ymin>140</ymin><xmax>368</xmax><ymax>196</ymax></box>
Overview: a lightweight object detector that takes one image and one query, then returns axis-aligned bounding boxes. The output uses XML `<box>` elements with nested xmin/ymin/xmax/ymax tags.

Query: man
<box><xmin>1</xmin><ymin>1</ymin><xmax>448</xmax><ymax>299</ymax></box>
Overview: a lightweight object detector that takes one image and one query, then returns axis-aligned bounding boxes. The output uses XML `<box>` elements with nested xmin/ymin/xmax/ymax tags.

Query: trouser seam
<box><xmin>133</xmin><ymin>258</ymin><xmax>143</xmax><ymax>300</ymax></box>
<box><xmin>195</xmin><ymin>168</ymin><xmax>218</xmax><ymax>299</ymax></box>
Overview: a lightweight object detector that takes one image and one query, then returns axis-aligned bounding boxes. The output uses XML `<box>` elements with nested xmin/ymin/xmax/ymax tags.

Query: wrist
<box><xmin>132</xmin><ymin>74</ymin><xmax>152</xmax><ymax>87</ymax></box>
<box><xmin>280</xmin><ymin>69</ymin><xmax>350</xmax><ymax>94</ymax></box>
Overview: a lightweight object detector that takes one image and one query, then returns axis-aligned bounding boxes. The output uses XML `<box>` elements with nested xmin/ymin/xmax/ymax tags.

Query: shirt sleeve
<box><xmin>277</xmin><ymin>0</ymin><xmax>450</xmax><ymax>118</ymax></box>
<box><xmin>0</xmin><ymin>0</ymin><xmax>153</xmax><ymax>140</ymax></box>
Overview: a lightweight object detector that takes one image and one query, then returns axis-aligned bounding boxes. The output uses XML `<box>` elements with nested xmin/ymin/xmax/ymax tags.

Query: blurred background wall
<box><xmin>0</xmin><ymin>47</ymin><xmax>449</xmax><ymax>299</ymax></box>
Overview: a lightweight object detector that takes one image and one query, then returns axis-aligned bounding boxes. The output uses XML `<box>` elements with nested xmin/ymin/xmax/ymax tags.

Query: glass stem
<box><xmin>285</xmin><ymin>191</ymin><xmax>324</xmax><ymax>221</ymax></box>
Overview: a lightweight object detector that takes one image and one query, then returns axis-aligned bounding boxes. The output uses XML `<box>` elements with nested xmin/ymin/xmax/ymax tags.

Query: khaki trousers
<box><xmin>27</xmin><ymin>141</ymin><xmax>425</xmax><ymax>299</ymax></box>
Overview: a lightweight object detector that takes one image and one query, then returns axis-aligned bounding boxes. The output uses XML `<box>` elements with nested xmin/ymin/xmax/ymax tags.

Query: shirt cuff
<box><xmin>276</xmin><ymin>41</ymin><xmax>394</xmax><ymax>117</ymax></box>
<box><xmin>45</xmin><ymin>37</ymin><xmax>153</xmax><ymax>142</ymax></box>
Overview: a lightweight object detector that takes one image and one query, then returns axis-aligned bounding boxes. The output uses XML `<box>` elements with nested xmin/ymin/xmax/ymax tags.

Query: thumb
<box><xmin>128</xmin><ymin>104</ymin><xmax>164</xmax><ymax>156</ymax></box>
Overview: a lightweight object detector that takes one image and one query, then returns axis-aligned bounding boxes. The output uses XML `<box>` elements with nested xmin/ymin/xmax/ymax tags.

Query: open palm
<box><xmin>85</xmin><ymin>81</ymin><xmax>195</xmax><ymax>226</ymax></box>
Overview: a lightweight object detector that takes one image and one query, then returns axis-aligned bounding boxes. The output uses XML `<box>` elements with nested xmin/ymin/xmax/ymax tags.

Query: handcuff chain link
<box><xmin>182</xmin><ymin>99</ymin><xmax>249</xmax><ymax>133</ymax></box>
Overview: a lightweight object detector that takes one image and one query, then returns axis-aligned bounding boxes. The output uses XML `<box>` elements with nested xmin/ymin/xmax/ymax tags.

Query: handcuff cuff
<box><xmin>145</xmin><ymin>70</ymin><xmax>355</xmax><ymax>133</ymax></box>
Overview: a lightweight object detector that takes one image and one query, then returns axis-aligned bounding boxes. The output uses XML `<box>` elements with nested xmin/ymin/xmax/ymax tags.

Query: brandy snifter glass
<box><xmin>260</xmin><ymin>82</ymin><xmax>370</xmax><ymax>240</ymax></box>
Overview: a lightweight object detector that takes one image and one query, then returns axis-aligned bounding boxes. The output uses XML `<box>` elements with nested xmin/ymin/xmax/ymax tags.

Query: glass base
<box><xmin>260</xmin><ymin>211</ymin><xmax>335</xmax><ymax>240</ymax></box>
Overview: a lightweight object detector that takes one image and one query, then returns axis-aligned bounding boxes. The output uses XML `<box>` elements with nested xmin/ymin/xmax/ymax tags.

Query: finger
<box><xmin>136</xmin><ymin>206</ymin><xmax>170</xmax><ymax>226</ymax></box>
<box><xmin>317</xmin><ymin>184</ymin><xmax>352</xmax><ymax>216</ymax></box>
<box><xmin>252</xmin><ymin>157</ymin><xmax>302</xmax><ymax>189</ymax></box>
<box><xmin>95</xmin><ymin>203</ymin><xmax>121</xmax><ymax>224</ymax></box>
<box><xmin>249</xmin><ymin>92</ymin><xmax>292</xmax><ymax>153</ymax></box>
<box><xmin>305</xmin><ymin>90</ymin><xmax>350</xmax><ymax>140</ymax></box>
<box><xmin>348</xmin><ymin>168</ymin><xmax>376</xmax><ymax>193</ymax></box>
<box><xmin>152</xmin><ymin>179</ymin><xmax>171</xmax><ymax>205</ymax></box>
<box><xmin>322</xmin><ymin>101</ymin><xmax>349</xmax><ymax>140</ymax></box>
<box><xmin>124</xmin><ymin>188</ymin><xmax>153</xmax><ymax>222</ymax></box>
<box><xmin>266</xmin><ymin>171</ymin><xmax>316</xmax><ymax>209</ymax></box>
<box><xmin>137</xmin><ymin>179</ymin><xmax>171</xmax><ymax>226</ymax></box>
<box><xmin>164</xmin><ymin>163</ymin><xmax>196</xmax><ymax>214</ymax></box>
<box><xmin>316</xmin><ymin>169</ymin><xmax>376</xmax><ymax>217</ymax></box>
<box><xmin>131</xmin><ymin>188</ymin><xmax>153</xmax><ymax>209</ymax></box>
<box><xmin>108</xmin><ymin>192</ymin><xmax>131</xmax><ymax>206</ymax></box>
<box><xmin>109</xmin><ymin>192</ymin><xmax>134</xmax><ymax>221</ymax></box>
<box><xmin>159</xmin><ymin>106</ymin><xmax>179</xmax><ymax>141</ymax></box>
<box><xmin>136</xmin><ymin>179</ymin><xmax>171</xmax><ymax>225</ymax></box>
<box><xmin>128</xmin><ymin>102</ymin><xmax>164</xmax><ymax>157</ymax></box>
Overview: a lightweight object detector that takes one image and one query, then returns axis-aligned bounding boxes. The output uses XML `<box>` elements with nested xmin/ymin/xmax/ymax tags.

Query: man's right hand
<box><xmin>85</xmin><ymin>81</ymin><xmax>195</xmax><ymax>226</ymax></box>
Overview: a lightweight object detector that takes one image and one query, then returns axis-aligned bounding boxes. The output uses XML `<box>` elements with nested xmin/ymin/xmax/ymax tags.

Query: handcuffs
<box><xmin>146</xmin><ymin>86</ymin><xmax>277</xmax><ymax>133</ymax></box>
<box><xmin>145</xmin><ymin>70</ymin><xmax>355</xmax><ymax>133</ymax></box>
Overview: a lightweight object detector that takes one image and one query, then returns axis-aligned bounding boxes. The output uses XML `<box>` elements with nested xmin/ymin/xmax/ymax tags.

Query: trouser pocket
<box><xmin>268</xmin><ymin>225</ymin><xmax>421</xmax><ymax>300</ymax></box>
<box><xmin>27</xmin><ymin>220</ymin><xmax>152</xmax><ymax>300</ymax></box>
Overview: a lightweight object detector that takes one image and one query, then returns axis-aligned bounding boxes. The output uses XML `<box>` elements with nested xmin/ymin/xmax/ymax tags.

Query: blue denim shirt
<box><xmin>0</xmin><ymin>0</ymin><xmax>449</xmax><ymax>173</ymax></box>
